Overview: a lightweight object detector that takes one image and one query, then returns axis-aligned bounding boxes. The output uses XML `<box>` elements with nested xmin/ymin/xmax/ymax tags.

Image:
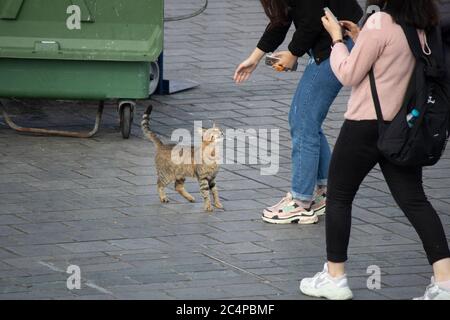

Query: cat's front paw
<box><xmin>187</xmin><ymin>196</ymin><xmax>196</xmax><ymax>203</ymax></box>
<box><xmin>204</xmin><ymin>203</ymin><xmax>214</xmax><ymax>212</ymax></box>
<box><xmin>160</xmin><ymin>197</ymin><xmax>170</xmax><ymax>203</ymax></box>
<box><xmin>214</xmin><ymin>202</ymin><xmax>224</xmax><ymax>209</ymax></box>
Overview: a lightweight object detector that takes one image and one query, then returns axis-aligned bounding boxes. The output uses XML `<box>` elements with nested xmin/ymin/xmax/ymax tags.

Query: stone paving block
<box><xmin>58</xmin><ymin>241</ymin><xmax>122</xmax><ymax>254</ymax></box>
<box><xmin>351</xmin><ymin>289</ymin><xmax>387</xmax><ymax>300</ymax></box>
<box><xmin>164</xmin><ymin>287</ymin><xmax>231</xmax><ymax>300</ymax></box>
<box><xmin>206</xmin><ymin>231</ymin><xmax>266</xmax><ymax>244</ymax></box>
<box><xmin>108</xmin><ymin>238</ymin><xmax>169</xmax><ymax>251</ymax></box>
<box><xmin>207</xmin><ymin>242</ymin><xmax>271</xmax><ymax>255</ymax></box>
<box><xmin>81</xmin><ymin>262</ymin><xmax>134</xmax><ymax>273</ymax></box>
<box><xmin>349</xmin><ymin>244</ymin><xmax>424</xmax><ymax>256</ymax></box>
<box><xmin>72</xmin><ymin>294</ymin><xmax>116</xmax><ymax>300</ymax></box>
<box><xmin>0</xmin><ymin>183</ymin><xmax>38</xmax><ymax>194</ymax></box>
<box><xmin>352</xmin><ymin>206</ymin><xmax>397</xmax><ymax>224</ymax></box>
<box><xmin>219</xmin><ymin>283</ymin><xmax>283</xmax><ymax>297</ymax></box>
<box><xmin>181</xmin><ymin>269</ymin><xmax>243</xmax><ymax>281</ymax></box>
<box><xmin>110</xmin><ymin>227</ymin><xmax>173</xmax><ymax>239</ymax></box>
<box><xmin>162</xmin><ymin>224</ymin><xmax>222</xmax><ymax>236</ymax></box>
<box><xmin>0</xmin><ymin>215</ymin><xmax>28</xmax><ymax>225</ymax></box>
<box><xmin>349</xmin><ymin>234</ymin><xmax>417</xmax><ymax>247</ymax></box>
<box><xmin>207</xmin><ymin>220</ymin><xmax>273</xmax><ymax>232</ymax></box>
<box><xmin>113</xmin><ymin>290</ymin><xmax>172</xmax><ymax>300</ymax></box>
<box><xmin>171</xmin><ymin>262</ymin><xmax>227</xmax><ymax>273</ymax></box>
<box><xmin>377</xmin><ymin>286</ymin><xmax>425</xmax><ymax>300</ymax></box>
<box><xmin>0</xmin><ymin>226</ymin><xmax>23</xmax><ymax>237</ymax></box>
<box><xmin>13</xmin><ymin>222</ymin><xmax>72</xmax><ymax>234</ymax></box>
<box><xmin>157</xmin><ymin>234</ymin><xmax>221</xmax><ymax>247</ymax></box>
<box><xmin>6</xmin><ymin>244</ymin><xmax>70</xmax><ymax>257</ymax></box>
<box><xmin>129</xmin><ymin>273</ymin><xmax>190</xmax><ymax>285</ymax></box>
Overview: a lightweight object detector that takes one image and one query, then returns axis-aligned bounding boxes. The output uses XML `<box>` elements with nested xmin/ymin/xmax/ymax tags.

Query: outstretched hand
<box><xmin>234</xmin><ymin>58</ymin><xmax>258</xmax><ymax>84</ymax></box>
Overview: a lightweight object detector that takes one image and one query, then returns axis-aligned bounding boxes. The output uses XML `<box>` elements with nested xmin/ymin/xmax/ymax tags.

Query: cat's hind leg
<box><xmin>175</xmin><ymin>178</ymin><xmax>195</xmax><ymax>203</ymax></box>
<box><xmin>209</xmin><ymin>179</ymin><xmax>223</xmax><ymax>209</ymax></box>
<box><xmin>157</xmin><ymin>178</ymin><xmax>170</xmax><ymax>203</ymax></box>
<box><xmin>198</xmin><ymin>177</ymin><xmax>213</xmax><ymax>212</ymax></box>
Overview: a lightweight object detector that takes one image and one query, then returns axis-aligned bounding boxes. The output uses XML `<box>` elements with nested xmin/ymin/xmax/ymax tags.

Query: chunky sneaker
<box><xmin>414</xmin><ymin>277</ymin><xmax>450</xmax><ymax>300</ymax></box>
<box><xmin>262</xmin><ymin>199</ymin><xmax>318</xmax><ymax>225</ymax></box>
<box><xmin>300</xmin><ymin>263</ymin><xmax>353</xmax><ymax>300</ymax></box>
<box><xmin>263</xmin><ymin>192</ymin><xmax>293</xmax><ymax>216</ymax></box>
<box><xmin>311</xmin><ymin>192</ymin><xmax>326</xmax><ymax>216</ymax></box>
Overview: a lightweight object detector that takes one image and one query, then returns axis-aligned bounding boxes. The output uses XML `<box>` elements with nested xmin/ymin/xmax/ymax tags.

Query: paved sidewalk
<box><xmin>0</xmin><ymin>0</ymin><xmax>449</xmax><ymax>300</ymax></box>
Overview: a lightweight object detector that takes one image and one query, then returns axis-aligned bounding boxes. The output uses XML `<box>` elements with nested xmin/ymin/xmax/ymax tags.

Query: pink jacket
<box><xmin>331</xmin><ymin>12</ymin><xmax>426</xmax><ymax>121</ymax></box>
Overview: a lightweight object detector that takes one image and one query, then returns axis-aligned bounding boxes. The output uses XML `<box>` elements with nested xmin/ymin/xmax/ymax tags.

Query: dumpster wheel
<box><xmin>0</xmin><ymin>100</ymin><xmax>104</xmax><ymax>138</ymax></box>
<box><xmin>119</xmin><ymin>100</ymin><xmax>135</xmax><ymax>139</ymax></box>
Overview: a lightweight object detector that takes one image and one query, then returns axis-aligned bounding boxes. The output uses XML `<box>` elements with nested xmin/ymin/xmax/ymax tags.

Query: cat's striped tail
<box><xmin>141</xmin><ymin>105</ymin><xmax>163</xmax><ymax>148</ymax></box>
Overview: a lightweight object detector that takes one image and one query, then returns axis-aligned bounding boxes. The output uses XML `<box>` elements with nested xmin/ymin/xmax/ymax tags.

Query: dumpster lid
<box><xmin>0</xmin><ymin>0</ymin><xmax>163</xmax><ymax>62</ymax></box>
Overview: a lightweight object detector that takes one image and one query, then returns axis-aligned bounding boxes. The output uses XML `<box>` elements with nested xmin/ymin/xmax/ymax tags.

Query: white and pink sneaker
<box><xmin>262</xmin><ymin>197</ymin><xmax>318</xmax><ymax>225</ymax></box>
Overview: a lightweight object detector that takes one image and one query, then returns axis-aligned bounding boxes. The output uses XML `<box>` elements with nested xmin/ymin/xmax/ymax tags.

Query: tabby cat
<box><xmin>141</xmin><ymin>105</ymin><xmax>224</xmax><ymax>212</ymax></box>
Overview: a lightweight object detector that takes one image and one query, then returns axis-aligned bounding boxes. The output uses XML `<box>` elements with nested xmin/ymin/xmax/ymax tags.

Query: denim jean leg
<box><xmin>289</xmin><ymin>56</ymin><xmax>342</xmax><ymax>201</ymax></box>
<box><xmin>317</xmin><ymin>58</ymin><xmax>345</xmax><ymax>186</ymax></box>
<box><xmin>317</xmin><ymin>129</ymin><xmax>331</xmax><ymax>186</ymax></box>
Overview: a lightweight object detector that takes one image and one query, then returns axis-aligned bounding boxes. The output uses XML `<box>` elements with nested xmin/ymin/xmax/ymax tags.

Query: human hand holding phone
<box><xmin>324</xmin><ymin>7</ymin><xmax>340</xmax><ymax>25</ymax></box>
<box><xmin>322</xmin><ymin>7</ymin><xmax>344</xmax><ymax>42</ymax></box>
<box><xmin>271</xmin><ymin>51</ymin><xmax>298</xmax><ymax>72</ymax></box>
<box><xmin>340</xmin><ymin>20</ymin><xmax>360</xmax><ymax>41</ymax></box>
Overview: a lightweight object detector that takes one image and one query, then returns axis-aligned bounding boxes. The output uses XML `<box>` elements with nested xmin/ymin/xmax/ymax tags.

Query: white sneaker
<box><xmin>300</xmin><ymin>263</ymin><xmax>353</xmax><ymax>300</ymax></box>
<box><xmin>414</xmin><ymin>277</ymin><xmax>450</xmax><ymax>300</ymax></box>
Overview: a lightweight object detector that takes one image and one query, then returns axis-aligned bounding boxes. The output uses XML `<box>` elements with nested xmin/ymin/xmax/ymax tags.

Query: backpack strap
<box><xmin>369</xmin><ymin>68</ymin><xmax>386</xmax><ymax>130</ymax></box>
<box><xmin>401</xmin><ymin>23</ymin><xmax>446</xmax><ymax>78</ymax></box>
<box><xmin>400</xmin><ymin>23</ymin><xmax>424</xmax><ymax>59</ymax></box>
<box><xmin>369</xmin><ymin>24</ymin><xmax>422</xmax><ymax>132</ymax></box>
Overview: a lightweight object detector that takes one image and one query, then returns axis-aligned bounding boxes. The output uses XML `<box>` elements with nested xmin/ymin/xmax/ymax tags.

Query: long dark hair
<box><xmin>260</xmin><ymin>0</ymin><xmax>290</xmax><ymax>28</ymax></box>
<box><xmin>366</xmin><ymin>0</ymin><xmax>439</xmax><ymax>29</ymax></box>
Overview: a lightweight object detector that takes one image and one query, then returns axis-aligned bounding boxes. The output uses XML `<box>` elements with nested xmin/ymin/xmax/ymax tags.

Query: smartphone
<box><xmin>324</xmin><ymin>7</ymin><xmax>348</xmax><ymax>36</ymax></box>
<box><xmin>324</xmin><ymin>7</ymin><xmax>340</xmax><ymax>24</ymax></box>
<box><xmin>265</xmin><ymin>54</ymin><xmax>280</xmax><ymax>67</ymax></box>
<box><xmin>265</xmin><ymin>54</ymin><xmax>298</xmax><ymax>72</ymax></box>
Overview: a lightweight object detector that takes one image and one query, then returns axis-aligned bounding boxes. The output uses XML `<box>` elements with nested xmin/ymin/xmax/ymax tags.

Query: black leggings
<box><xmin>326</xmin><ymin>120</ymin><xmax>450</xmax><ymax>265</ymax></box>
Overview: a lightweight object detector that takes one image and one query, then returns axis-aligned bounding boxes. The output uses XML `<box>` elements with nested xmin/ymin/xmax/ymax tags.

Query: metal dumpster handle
<box><xmin>0</xmin><ymin>0</ymin><xmax>24</xmax><ymax>20</ymax></box>
<box><xmin>0</xmin><ymin>100</ymin><xmax>104</xmax><ymax>138</ymax></box>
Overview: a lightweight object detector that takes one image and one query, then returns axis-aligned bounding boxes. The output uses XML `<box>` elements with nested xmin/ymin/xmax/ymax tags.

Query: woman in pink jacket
<box><xmin>300</xmin><ymin>0</ymin><xmax>450</xmax><ymax>300</ymax></box>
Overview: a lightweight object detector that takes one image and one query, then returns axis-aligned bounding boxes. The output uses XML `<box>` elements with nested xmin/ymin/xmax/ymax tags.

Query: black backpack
<box><xmin>369</xmin><ymin>23</ymin><xmax>450</xmax><ymax>167</ymax></box>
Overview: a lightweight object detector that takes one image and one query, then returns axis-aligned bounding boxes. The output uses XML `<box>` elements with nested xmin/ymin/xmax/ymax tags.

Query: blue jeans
<box><xmin>289</xmin><ymin>46</ymin><xmax>351</xmax><ymax>201</ymax></box>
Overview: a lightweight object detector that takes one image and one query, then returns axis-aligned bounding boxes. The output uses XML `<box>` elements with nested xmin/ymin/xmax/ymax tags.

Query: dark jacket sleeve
<box><xmin>287</xmin><ymin>1</ymin><xmax>327</xmax><ymax>57</ymax></box>
<box><xmin>257</xmin><ymin>20</ymin><xmax>292</xmax><ymax>54</ymax></box>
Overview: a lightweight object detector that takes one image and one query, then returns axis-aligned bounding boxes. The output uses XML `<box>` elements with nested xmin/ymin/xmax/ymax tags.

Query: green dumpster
<box><xmin>0</xmin><ymin>0</ymin><xmax>163</xmax><ymax>138</ymax></box>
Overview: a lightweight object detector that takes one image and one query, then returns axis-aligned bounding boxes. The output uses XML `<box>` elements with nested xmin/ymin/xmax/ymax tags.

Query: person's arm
<box><xmin>287</xmin><ymin>1</ymin><xmax>326</xmax><ymax>58</ymax></box>
<box><xmin>329</xmin><ymin>13</ymin><xmax>387</xmax><ymax>87</ymax></box>
<box><xmin>233</xmin><ymin>47</ymin><xmax>265</xmax><ymax>84</ymax></box>
<box><xmin>234</xmin><ymin>11</ymin><xmax>292</xmax><ymax>83</ymax></box>
<box><xmin>257</xmin><ymin>20</ymin><xmax>292</xmax><ymax>54</ymax></box>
